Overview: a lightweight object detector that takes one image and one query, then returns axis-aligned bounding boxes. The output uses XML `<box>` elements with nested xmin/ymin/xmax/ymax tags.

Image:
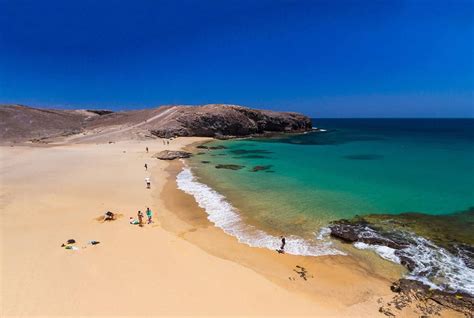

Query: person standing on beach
<box><xmin>146</xmin><ymin>147</ymin><xmax>149</xmax><ymax>153</ymax></box>
<box><xmin>144</xmin><ymin>163</ymin><xmax>148</xmax><ymax>171</ymax></box>
<box><xmin>146</xmin><ymin>207</ymin><xmax>153</xmax><ymax>224</ymax></box>
<box><xmin>137</xmin><ymin>210</ymin><xmax>144</xmax><ymax>227</ymax></box>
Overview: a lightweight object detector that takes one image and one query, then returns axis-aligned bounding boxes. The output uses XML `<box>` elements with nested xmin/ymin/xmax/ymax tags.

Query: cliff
<box><xmin>0</xmin><ymin>104</ymin><xmax>312</xmax><ymax>143</ymax></box>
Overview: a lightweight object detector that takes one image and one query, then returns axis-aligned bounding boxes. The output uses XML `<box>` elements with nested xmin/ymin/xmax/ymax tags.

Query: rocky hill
<box><xmin>0</xmin><ymin>104</ymin><xmax>312</xmax><ymax>143</ymax></box>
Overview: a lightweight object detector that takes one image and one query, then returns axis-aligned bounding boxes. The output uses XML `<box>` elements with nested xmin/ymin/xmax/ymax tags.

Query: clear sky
<box><xmin>0</xmin><ymin>0</ymin><xmax>473</xmax><ymax>117</ymax></box>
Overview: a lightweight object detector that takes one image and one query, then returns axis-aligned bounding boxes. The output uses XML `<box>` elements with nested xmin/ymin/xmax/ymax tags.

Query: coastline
<box><xmin>0</xmin><ymin>137</ymin><xmax>464</xmax><ymax>317</ymax></box>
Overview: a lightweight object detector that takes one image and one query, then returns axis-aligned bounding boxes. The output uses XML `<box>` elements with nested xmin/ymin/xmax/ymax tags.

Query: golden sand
<box><xmin>0</xmin><ymin>138</ymin><xmax>462</xmax><ymax>317</ymax></box>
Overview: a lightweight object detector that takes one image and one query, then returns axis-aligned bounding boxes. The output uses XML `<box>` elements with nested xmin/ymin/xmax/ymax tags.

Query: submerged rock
<box><xmin>250</xmin><ymin>165</ymin><xmax>273</xmax><ymax>172</ymax></box>
<box><xmin>233</xmin><ymin>155</ymin><xmax>271</xmax><ymax>159</ymax></box>
<box><xmin>153</xmin><ymin>150</ymin><xmax>192</xmax><ymax>160</ymax></box>
<box><xmin>230</xmin><ymin>149</ymin><xmax>273</xmax><ymax>155</ymax></box>
<box><xmin>196</xmin><ymin>145</ymin><xmax>227</xmax><ymax>150</ymax></box>
<box><xmin>215</xmin><ymin>164</ymin><xmax>244</xmax><ymax>170</ymax></box>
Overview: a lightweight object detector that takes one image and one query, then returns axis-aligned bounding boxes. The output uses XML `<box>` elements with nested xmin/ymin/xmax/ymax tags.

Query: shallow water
<box><xmin>184</xmin><ymin>119</ymin><xmax>474</xmax><ymax>293</ymax></box>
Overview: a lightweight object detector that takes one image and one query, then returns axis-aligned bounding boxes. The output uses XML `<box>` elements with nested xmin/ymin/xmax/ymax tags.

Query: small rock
<box><xmin>153</xmin><ymin>150</ymin><xmax>192</xmax><ymax>160</ymax></box>
<box><xmin>215</xmin><ymin>164</ymin><xmax>244</xmax><ymax>170</ymax></box>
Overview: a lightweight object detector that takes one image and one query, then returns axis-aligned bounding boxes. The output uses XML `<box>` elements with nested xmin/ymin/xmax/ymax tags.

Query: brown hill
<box><xmin>0</xmin><ymin>104</ymin><xmax>312</xmax><ymax>143</ymax></box>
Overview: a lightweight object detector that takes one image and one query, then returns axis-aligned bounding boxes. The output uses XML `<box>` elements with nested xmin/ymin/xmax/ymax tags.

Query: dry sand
<box><xmin>0</xmin><ymin>138</ymin><xmax>462</xmax><ymax>317</ymax></box>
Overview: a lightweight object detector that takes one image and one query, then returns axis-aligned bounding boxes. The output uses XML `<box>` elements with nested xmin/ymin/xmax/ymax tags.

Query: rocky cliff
<box><xmin>148</xmin><ymin>104</ymin><xmax>312</xmax><ymax>138</ymax></box>
<box><xmin>0</xmin><ymin>104</ymin><xmax>312</xmax><ymax>143</ymax></box>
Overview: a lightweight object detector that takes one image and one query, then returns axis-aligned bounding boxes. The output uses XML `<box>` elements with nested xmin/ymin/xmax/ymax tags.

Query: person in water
<box><xmin>146</xmin><ymin>207</ymin><xmax>153</xmax><ymax>224</ymax></box>
<box><xmin>277</xmin><ymin>236</ymin><xmax>286</xmax><ymax>254</ymax></box>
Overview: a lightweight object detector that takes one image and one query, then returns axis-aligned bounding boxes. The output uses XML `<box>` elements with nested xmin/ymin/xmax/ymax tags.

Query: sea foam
<box><xmin>176</xmin><ymin>165</ymin><xmax>344</xmax><ymax>257</ymax></box>
<box><xmin>354</xmin><ymin>232</ymin><xmax>474</xmax><ymax>295</ymax></box>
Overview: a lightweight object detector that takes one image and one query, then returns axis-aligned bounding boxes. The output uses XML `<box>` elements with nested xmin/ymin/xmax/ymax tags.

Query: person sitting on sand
<box><xmin>146</xmin><ymin>207</ymin><xmax>153</xmax><ymax>224</ymax></box>
<box><xmin>104</xmin><ymin>211</ymin><xmax>114</xmax><ymax>221</ymax></box>
<box><xmin>137</xmin><ymin>210</ymin><xmax>144</xmax><ymax>227</ymax></box>
<box><xmin>145</xmin><ymin>177</ymin><xmax>151</xmax><ymax>189</ymax></box>
<box><xmin>129</xmin><ymin>217</ymin><xmax>139</xmax><ymax>225</ymax></box>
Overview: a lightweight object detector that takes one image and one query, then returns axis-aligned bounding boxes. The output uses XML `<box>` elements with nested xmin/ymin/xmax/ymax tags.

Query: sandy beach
<box><xmin>0</xmin><ymin>138</ymin><xmax>463</xmax><ymax>317</ymax></box>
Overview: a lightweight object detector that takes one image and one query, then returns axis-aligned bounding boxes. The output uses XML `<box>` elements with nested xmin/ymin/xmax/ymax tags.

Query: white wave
<box><xmin>354</xmin><ymin>233</ymin><xmax>474</xmax><ymax>295</ymax></box>
<box><xmin>354</xmin><ymin>242</ymin><xmax>401</xmax><ymax>264</ymax></box>
<box><xmin>176</xmin><ymin>166</ymin><xmax>344</xmax><ymax>257</ymax></box>
<box><xmin>401</xmin><ymin>235</ymin><xmax>474</xmax><ymax>295</ymax></box>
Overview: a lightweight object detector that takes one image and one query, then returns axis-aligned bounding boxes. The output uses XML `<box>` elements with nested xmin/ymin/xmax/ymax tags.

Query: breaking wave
<box><xmin>176</xmin><ymin>165</ymin><xmax>344</xmax><ymax>257</ymax></box>
<box><xmin>354</xmin><ymin>230</ymin><xmax>474</xmax><ymax>295</ymax></box>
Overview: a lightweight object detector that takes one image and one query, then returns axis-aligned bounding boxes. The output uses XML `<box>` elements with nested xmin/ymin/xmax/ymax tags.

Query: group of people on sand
<box><xmin>130</xmin><ymin>207</ymin><xmax>153</xmax><ymax>227</ymax></box>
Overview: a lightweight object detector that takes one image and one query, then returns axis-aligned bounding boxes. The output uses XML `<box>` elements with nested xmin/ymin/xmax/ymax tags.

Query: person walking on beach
<box><xmin>144</xmin><ymin>163</ymin><xmax>148</xmax><ymax>171</ymax></box>
<box><xmin>145</xmin><ymin>177</ymin><xmax>151</xmax><ymax>189</ymax></box>
<box><xmin>137</xmin><ymin>210</ymin><xmax>144</xmax><ymax>227</ymax></box>
<box><xmin>146</xmin><ymin>207</ymin><xmax>153</xmax><ymax>224</ymax></box>
<box><xmin>146</xmin><ymin>146</ymin><xmax>149</xmax><ymax>153</ymax></box>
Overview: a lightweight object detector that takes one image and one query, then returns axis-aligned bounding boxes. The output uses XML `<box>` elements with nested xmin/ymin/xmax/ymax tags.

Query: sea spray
<box><xmin>176</xmin><ymin>165</ymin><xmax>344</xmax><ymax>257</ymax></box>
<box><xmin>349</xmin><ymin>229</ymin><xmax>474</xmax><ymax>295</ymax></box>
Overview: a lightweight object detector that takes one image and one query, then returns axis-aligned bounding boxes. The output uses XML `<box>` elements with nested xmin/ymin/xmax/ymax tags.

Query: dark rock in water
<box><xmin>397</xmin><ymin>256</ymin><xmax>417</xmax><ymax>272</ymax></box>
<box><xmin>233</xmin><ymin>155</ymin><xmax>271</xmax><ymax>159</ymax></box>
<box><xmin>362</xmin><ymin>208</ymin><xmax>474</xmax><ymax>266</ymax></box>
<box><xmin>230</xmin><ymin>149</ymin><xmax>273</xmax><ymax>155</ymax></box>
<box><xmin>329</xmin><ymin>220</ymin><xmax>408</xmax><ymax>249</ymax></box>
<box><xmin>454</xmin><ymin>243</ymin><xmax>474</xmax><ymax>269</ymax></box>
<box><xmin>196</xmin><ymin>145</ymin><xmax>227</xmax><ymax>150</ymax></box>
<box><xmin>382</xmin><ymin>279</ymin><xmax>474</xmax><ymax>317</ymax></box>
<box><xmin>250</xmin><ymin>165</ymin><xmax>273</xmax><ymax>172</ymax></box>
<box><xmin>215</xmin><ymin>164</ymin><xmax>244</xmax><ymax>170</ymax></box>
<box><xmin>153</xmin><ymin>150</ymin><xmax>192</xmax><ymax>160</ymax></box>
<box><xmin>201</xmin><ymin>161</ymin><xmax>211</xmax><ymax>164</ymax></box>
<box><xmin>330</xmin><ymin>211</ymin><xmax>474</xmax><ymax>311</ymax></box>
<box><xmin>343</xmin><ymin>154</ymin><xmax>384</xmax><ymax>160</ymax></box>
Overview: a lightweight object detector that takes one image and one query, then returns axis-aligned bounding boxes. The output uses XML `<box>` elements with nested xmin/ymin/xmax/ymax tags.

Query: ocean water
<box><xmin>179</xmin><ymin>119</ymin><xmax>474</xmax><ymax>294</ymax></box>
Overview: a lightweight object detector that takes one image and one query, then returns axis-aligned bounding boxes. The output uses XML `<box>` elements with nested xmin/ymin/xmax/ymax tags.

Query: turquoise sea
<box><xmin>178</xmin><ymin>119</ymin><xmax>474</xmax><ymax>294</ymax></box>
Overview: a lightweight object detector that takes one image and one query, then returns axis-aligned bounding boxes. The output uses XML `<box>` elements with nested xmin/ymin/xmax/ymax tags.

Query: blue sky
<box><xmin>0</xmin><ymin>0</ymin><xmax>473</xmax><ymax>117</ymax></box>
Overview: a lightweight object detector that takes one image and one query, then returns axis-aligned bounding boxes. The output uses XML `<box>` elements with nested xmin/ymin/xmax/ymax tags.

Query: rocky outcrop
<box><xmin>329</xmin><ymin>213</ymin><xmax>474</xmax><ymax>316</ymax></box>
<box><xmin>329</xmin><ymin>220</ymin><xmax>408</xmax><ymax>249</ymax></box>
<box><xmin>380</xmin><ymin>279</ymin><xmax>474</xmax><ymax>317</ymax></box>
<box><xmin>152</xmin><ymin>150</ymin><xmax>192</xmax><ymax>160</ymax></box>
<box><xmin>148</xmin><ymin>104</ymin><xmax>312</xmax><ymax>138</ymax></box>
